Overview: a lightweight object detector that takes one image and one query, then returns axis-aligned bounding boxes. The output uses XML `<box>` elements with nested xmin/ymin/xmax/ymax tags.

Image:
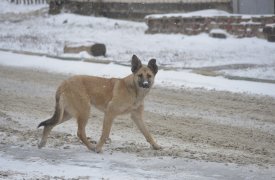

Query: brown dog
<box><xmin>38</xmin><ymin>55</ymin><xmax>161</xmax><ymax>153</ymax></box>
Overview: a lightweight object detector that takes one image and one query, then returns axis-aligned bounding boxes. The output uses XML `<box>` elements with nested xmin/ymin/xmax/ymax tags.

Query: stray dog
<box><xmin>38</xmin><ymin>55</ymin><xmax>161</xmax><ymax>153</ymax></box>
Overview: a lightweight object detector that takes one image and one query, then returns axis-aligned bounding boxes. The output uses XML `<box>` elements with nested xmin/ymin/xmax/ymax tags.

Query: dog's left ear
<box><xmin>148</xmin><ymin>59</ymin><xmax>158</xmax><ymax>75</ymax></box>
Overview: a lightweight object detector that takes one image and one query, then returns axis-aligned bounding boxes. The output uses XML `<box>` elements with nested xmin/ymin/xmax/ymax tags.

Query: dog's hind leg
<box><xmin>38</xmin><ymin>96</ymin><xmax>65</xmax><ymax>149</ymax></box>
<box><xmin>38</xmin><ymin>124</ymin><xmax>54</xmax><ymax>149</ymax></box>
<box><xmin>38</xmin><ymin>110</ymin><xmax>72</xmax><ymax>149</ymax></box>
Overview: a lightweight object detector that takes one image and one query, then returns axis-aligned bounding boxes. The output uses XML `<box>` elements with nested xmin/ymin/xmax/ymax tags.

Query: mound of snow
<box><xmin>146</xmin><ymin>9</ymin><xmax>230</xmax><ymax>19</ymax></box>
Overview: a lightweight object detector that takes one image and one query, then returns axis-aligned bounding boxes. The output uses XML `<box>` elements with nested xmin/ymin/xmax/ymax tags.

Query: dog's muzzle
<box><xmin>141</xmin><ymin>81</ymin><xmax>150</xmax><ymax>88</ymax></box>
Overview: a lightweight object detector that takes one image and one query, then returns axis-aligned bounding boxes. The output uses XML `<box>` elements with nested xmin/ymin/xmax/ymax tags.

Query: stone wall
<box><xmin>145</xmin><ymin>15</ymin><xmax>275</xmax><ymax>39</ymax></box>
<box><xmin>49</xmin><ymin>0</ymin><xmax>232</xmax><ymax>20</ymax></box>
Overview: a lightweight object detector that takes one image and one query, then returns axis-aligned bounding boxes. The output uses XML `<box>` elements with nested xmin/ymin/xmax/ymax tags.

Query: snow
<box><xmin>0</xmin><ymin>1</ymin><xmax>47</xmax><ymax>14</ymax></box>
<box><xmin>0</xmin><ymin>148</ymin><xmax>206</xmax><ymax>180</ymax></box>
<box><xmin>1</xmin><ymin>147</ymin><xmax>272</xmax><ymax>180</ymax></box>
<box><xmin>0</xmin><ymin>151</ymin><xmax>147</xmax><ymax>179</ymax></box>
<box><xmin>146</xmin><ymin>9</ymin><xmax>231</xmax><ymax>18</ymax></box>
<box><xmin>145</xmin><ymin>9</ymin><xmax>275</xmax><ymax>19</ymax></box>
<box><xmin>1</xmin><ymin>6</ymin><xmax>275</xmax><ymax>71</ymax></box>
<box><xmin>0</xmin><ymin>2</ymin><xmax>274</xmax><ymax>95</ymax></box>
<box><xmin>220</xmin><ymin>66</ymin><xmax>275</xmax><ymax>81</ymax></box>
<box><xmin>1</xmin><ymin>51</ymin><xmax>275</xmax><ymax>97</ymax></box>
<box><xmin>266</xmin><ymin>23</ymin><xmax>275</xmax><ymax>28</ymax></box>
<box><xmin>209</xmin><ymin>29</ymin><xmax>229</xmax><ymax>35</ymax></box>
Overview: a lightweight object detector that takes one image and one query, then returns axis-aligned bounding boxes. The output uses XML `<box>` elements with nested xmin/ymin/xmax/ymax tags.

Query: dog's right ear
<box><xmin>131</xmin><ymin>55</ymin><xmax>142</xmax><ymax>73</ymax></box>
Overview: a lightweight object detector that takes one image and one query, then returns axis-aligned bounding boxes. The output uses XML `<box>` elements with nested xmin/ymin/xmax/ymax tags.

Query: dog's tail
<box><xmin>38</xmin><ymin>93</ymin><xmax>63</xmax><ymax>128</ymax></box>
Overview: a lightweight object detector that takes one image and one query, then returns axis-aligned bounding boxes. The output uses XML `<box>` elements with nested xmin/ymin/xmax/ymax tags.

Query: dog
<box><xmin>38</xmin><ymin>55</ymin><xmax>161</xmax><ymax>153</ymax></box>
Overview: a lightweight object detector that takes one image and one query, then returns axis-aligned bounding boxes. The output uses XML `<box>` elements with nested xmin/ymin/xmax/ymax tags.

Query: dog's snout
<box><xmin>142</xmin><ymin>81</ymin><xmax>150</xmax><ymax>88</ymax></box>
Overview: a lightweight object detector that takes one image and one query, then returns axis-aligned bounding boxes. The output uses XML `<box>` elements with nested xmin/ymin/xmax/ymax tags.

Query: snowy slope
<box><xmin>0</xmin><ymin>2</ymin><xmax>274</xmax><ymax>81</ymax></box>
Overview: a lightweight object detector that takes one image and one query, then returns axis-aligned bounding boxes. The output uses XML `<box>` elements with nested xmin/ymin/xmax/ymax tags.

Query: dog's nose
<box><xmin>142</xmin><ymin>81</ymin><xmax>149</xmax><ymax>88</ymax></box>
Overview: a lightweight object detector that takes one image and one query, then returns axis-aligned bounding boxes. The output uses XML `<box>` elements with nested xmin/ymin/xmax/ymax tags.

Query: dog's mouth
<box><xmin>141</xmin><ymin>84</ymin><xmax>150</xmax><ymax>89</ymax></box>
<box><xmin>139</xmin><ymin>81</ymin><xmax>150</xmax><ymax>89</ymax></box>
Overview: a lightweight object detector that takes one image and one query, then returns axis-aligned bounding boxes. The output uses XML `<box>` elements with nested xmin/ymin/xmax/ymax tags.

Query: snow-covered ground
<box><xmin>1</xmin><ymin>63</ymin><xmax>274</xmax><ymax>180</ymax></box>
<box><xmin>1</xmin><ymin>51</ymin><xmax>275</xmax><ymax>97</ymax></box>
<box><xmin>0</xmin><ymin>3</ymin><xmax>274</xmax><ymax>80</ymax></box>
<box><xmin>1</xmin><ymin>147</ymin><xmax>272</xmax><ymax>180</ymax></box>
<box><xmin>220</xmin><ymin>66</ymin><xmax>275</xmax><ymax>80</ymax></box>
<box><xmin>145</xmin><ymin>9</ymin><xmax>275</xmax><ymax>18</ymax></box>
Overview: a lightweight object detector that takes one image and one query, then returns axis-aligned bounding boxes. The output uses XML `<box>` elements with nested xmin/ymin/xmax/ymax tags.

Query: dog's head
<box><xmin>131</xmin><ymin>55</ymin><xmax>158</xmax><ymax>89</ymax></box>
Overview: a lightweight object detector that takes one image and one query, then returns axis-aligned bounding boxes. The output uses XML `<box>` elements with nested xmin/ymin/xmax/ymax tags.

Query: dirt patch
<box><xmin>0</xmin><ymin>65</ymin><xmax>274</xmax><ymax>167</ymax></box>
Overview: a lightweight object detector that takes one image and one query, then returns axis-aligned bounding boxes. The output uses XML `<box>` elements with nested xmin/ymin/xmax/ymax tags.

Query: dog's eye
<box><xmin>147</xmin><ymin>74</ymin><xmax>151</xmax><ymax>78</ymax></box>
<box><xmin>138</xmin><ymin>74</ymin><xmax>143</xmax><ymax>78</ymax></box>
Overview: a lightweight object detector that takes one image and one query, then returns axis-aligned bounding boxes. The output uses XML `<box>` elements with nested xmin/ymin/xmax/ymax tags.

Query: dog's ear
<box><xmin>131</xmin><ymin>55</ymin><xmax>142</xmax><ymax>73</ymax></box>
<box><xmin>148</xmin><ymin>59</ymin><xmax>158</xmax><ymax>75</ymax></box>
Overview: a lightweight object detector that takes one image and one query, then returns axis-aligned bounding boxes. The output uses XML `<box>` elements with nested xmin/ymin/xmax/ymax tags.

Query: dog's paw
<box><xmin>38</xmin><ymin>141</ymin><xmax>45</xmax><ymax>149</ymax></box>
<box><xmin>105</xmin><ymin>137</ymin><xmax>112</xmax><ymax>144</ymax></box>
<box><xmin>94</xmin><ymin>146</ymin><xmax>103</xmax><ymax>154</ymax></box>
<box><xmin>86</xmin><ymin>144</ymin><xmax>96</xmax><ymax>151</ymax></box>
<box><xmin>152</xmin><ymin>144</ymin><xmax>162</xmax><ymax>150</ymax></box>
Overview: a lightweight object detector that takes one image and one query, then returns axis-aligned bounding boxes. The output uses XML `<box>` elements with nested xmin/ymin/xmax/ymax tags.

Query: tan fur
<box><xmin>38</xmin><ymin>55</ymin><xmax>161</xmax><ymax>153</ymax></box>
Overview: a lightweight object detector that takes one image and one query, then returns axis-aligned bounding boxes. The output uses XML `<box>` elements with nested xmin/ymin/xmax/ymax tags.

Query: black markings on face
<box><xmin>137</xmin><ymin>72</ymin><xmax>153</xmax><ymax>89</ymax></box>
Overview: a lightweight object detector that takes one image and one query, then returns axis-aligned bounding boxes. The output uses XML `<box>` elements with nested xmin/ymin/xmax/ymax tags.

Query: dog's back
<box><xmin>59</xmin><ymin>75</ymin><xmax>117</xmax><ymax>112</ymax></box>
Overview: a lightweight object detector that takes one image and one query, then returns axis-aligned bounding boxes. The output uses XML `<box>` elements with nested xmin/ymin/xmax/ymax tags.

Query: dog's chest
<box><xmin>132</xmin><ymin>98</ymin><xmax>143</xmax><ymax>109</ymax></box>
<box><xmin>117</xmin><ymin>96</ymin><xmax>144</xmax><ymax>114</ymax></box>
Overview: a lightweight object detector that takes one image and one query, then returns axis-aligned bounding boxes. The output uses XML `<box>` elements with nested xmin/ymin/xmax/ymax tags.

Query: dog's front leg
<box><xmin>95</xmin><ymin>111</ymin><xmax>115</xmax><ymax>153</ymax></box>
<box><xmin>131</xmin><ymin>105</ymin><xmax>161</xmax><ymax>150</ymax></box>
